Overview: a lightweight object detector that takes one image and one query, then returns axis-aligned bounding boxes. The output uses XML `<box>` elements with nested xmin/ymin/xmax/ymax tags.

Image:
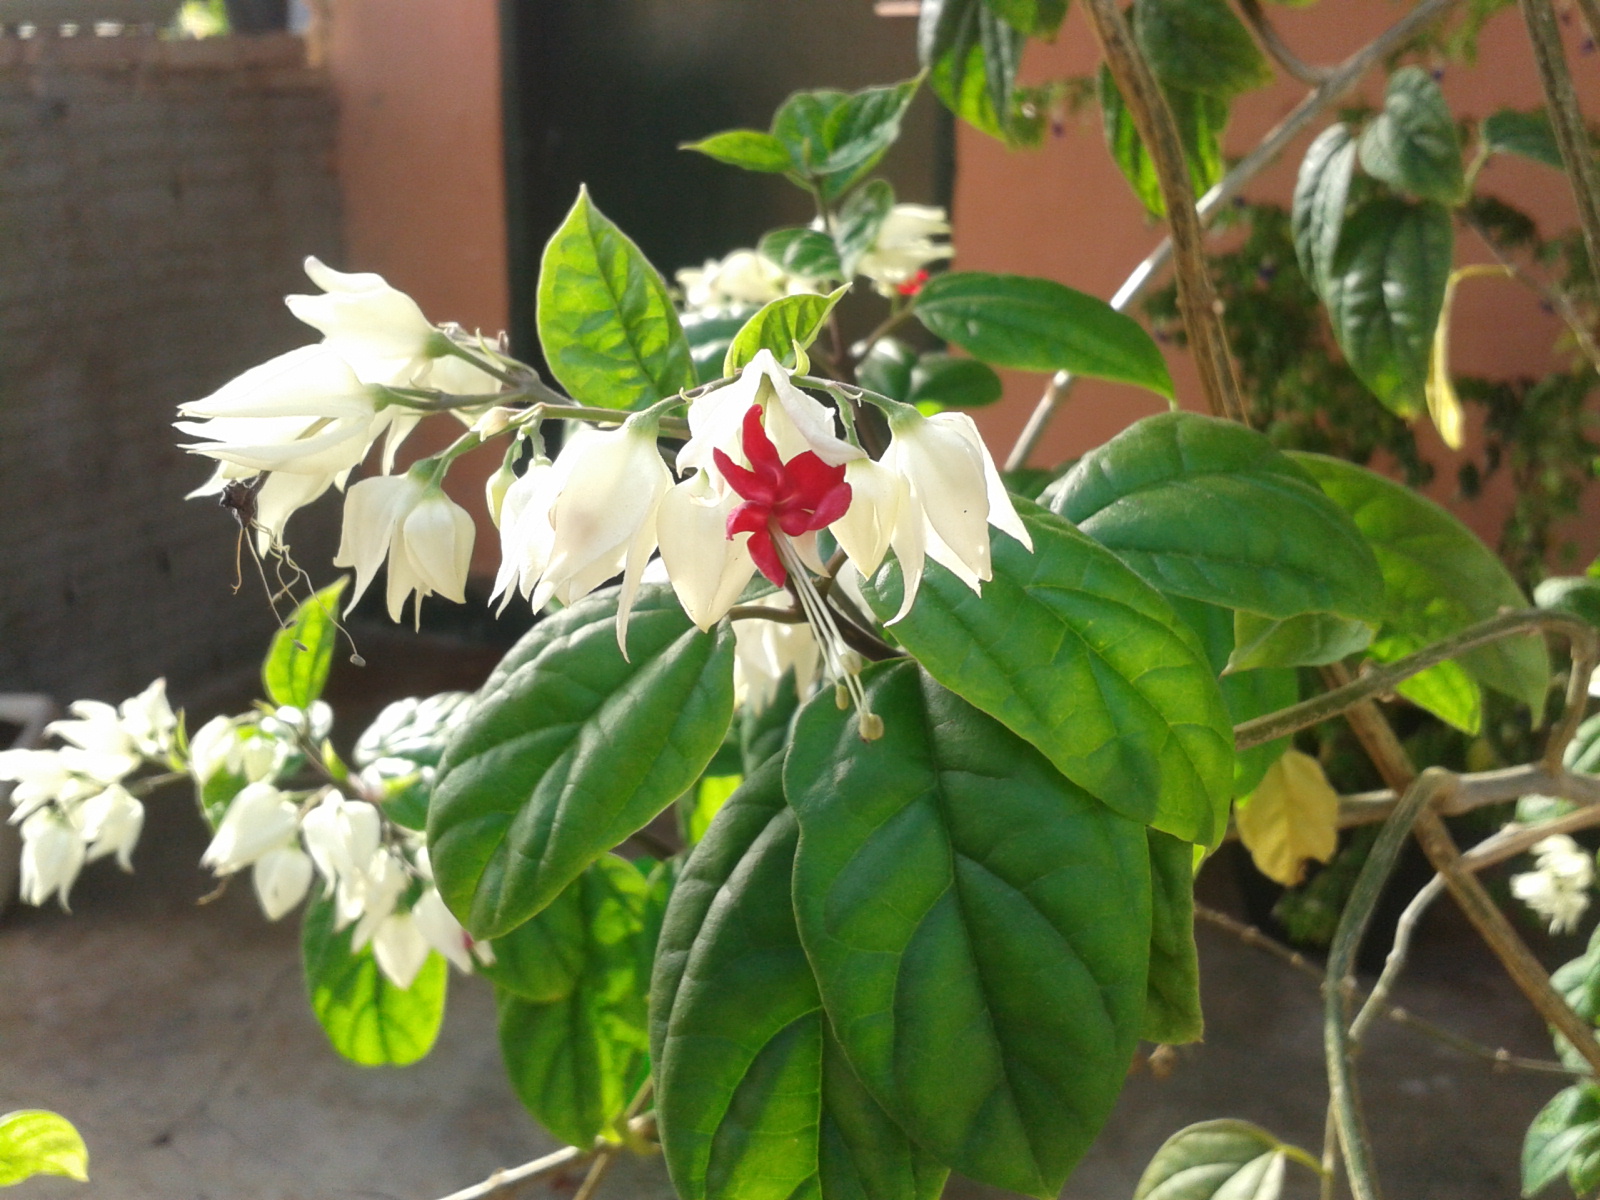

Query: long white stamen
<box><xmin>775</xmin><ymin>536</ymin><xmax>881</xmax><ymax>740</ymax></box>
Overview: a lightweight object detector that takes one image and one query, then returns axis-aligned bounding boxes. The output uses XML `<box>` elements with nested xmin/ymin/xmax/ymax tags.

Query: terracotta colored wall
<box><xmin>954</xmin><ymin>3</ymin><xmax>1599</xmax><ymax>551</ymax></box>
<box><xmin>324</xmin><ymin>0</ymin><xmax>509</xmax><ymax>575</ymax></box>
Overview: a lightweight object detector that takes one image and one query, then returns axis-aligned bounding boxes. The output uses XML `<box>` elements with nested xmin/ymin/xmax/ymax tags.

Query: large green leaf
<box><xmin>1524</xmin><ymin>1085</ymin><xmax>1600</xmax><ymax>1199</ymax></box>
<box><xmin>758</xmin><ymin>227</ymin><xmax>844</xmax><ymax>282</ymax></box>
<box><xmin>1099</xmin><ymin>65</ymin><xmax>1228</xmax><ymax>218</ymax></box>
<box><xmin>1292</xmin><ymin>123</ymin><xmax>1357</xmax><ymax>295</ymax></box>
<box><xmin>1357</xmin><ymin>67</ymin><xmax>1465</xmax><ymax>205</ymax></box>
<box><xmin>496</xmin><ymin>857</ymin><xmax>656</xmax><ymax>1148</ymax></box>
<box><xmin>0</xmin><ymin>1110</ymin><xmax>88</xmax><ymax>1186</ymax></box>
<box><xmin>723</xmin><ymin>286</ymin><xmax>850</xmax><ymax>376</ymax></box>
<box><xmin>835</xmin><ymin>179</ymin><xmax>896</xmax><ymax>278</ymax></box>
<box><xmin>429</xmin><ymin>585</ymin><xmax>736</xmax><ymax>938</ymax></box>
<box><xmin>681</xmin><ymin>129</ymin><xmax>793</xmax><ymax>174</ymax></box>
<box><xmin>262</xmin><ymin>578</ymin><xmax>347</xmax><ymax>709</ymax></box>
<box><xmin>787</xmin><ymin>662</ymin><xmax>1152</xmax><ymax>1198</ymax></box>
<box><xmin>1133</xmin><ymin>0</ymin><xmax>1272</xmax><ymax>97</ymax></box>
<box><xmin>864</xmin><ymin>499</ymin><xmax>1233</xmax><ymax>844</ymax></box>
<box><xmin>914</xmin><ymin>270</ymin><xmax>1174</xmax><ymax>398</ymax></box>
<box><xmin>910</xmin><ymin>353</ymin><xmax>1004</xmax><ymax>409</ymax></box>
<box><xmin>1134</xmin><ymin>1120</ymin><xmax>1305</xmax><ymax>1200</ymax></box>
<box><xmin>301</xmin><ymin>896</ymin><xmax>447</xmax><ymax>1067</ymax></box>
<box><xmin>537</xmin><ymin>188</ymin><xmax>695</xmax><ymax>409</ymax></box>
<box><xmin>1483</xmin><ymin>108</ymin><xmax>1565</xmax><ymax>171</ymax></box>
<box><xmin>1228</xmin><ymin>611</ymin><xmax>1374</xmax><ymax>672</ymax></box>
<box><xmin>1145</xmin><ymin>829</ymin><xmax>1203</xmax><ymax>1045</ymax></box>
<box><xmin>653</xmin><ymin>763</ymin><xmax>946</xmax><ymax>1200</ymax></box>
<box><xmin>1292</xmin><ymin>453</ymin><xmax>1549</xmax><ymax>719</ymax></box>
<box><xmin>1045</xmin><ymin>412</ymin><xmax>1384</xmax><ymax>624</ymax></box>
<box><xmin>1323</xmin><ymin>195</ymin><xmax>1453</xmax><ymax>419</ymax></box>
<box><xmin>920</xmin><ymin>0</ymin><xmax>1027</xmax><ymax>144</ymax></box>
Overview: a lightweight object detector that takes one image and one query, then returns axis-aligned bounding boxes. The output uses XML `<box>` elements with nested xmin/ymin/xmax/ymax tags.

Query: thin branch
<box><xmin>1079</xmin><ymin>0</ymin><xmax>1247</xmax><ymax>424</ymax></box>
<box><xmin>1462</xmin><ymin>212</ymin><xmax>1600</xmax><ymax>375</ymax></box>
<box><xmin>430</xmin><ymin>1116</ymin><xmax>657</xmax><ymax>1200</ymax></box>
<box><xmin>1237</xmin><ymin>0</ymin><xmax>1333</xmax><ymax>85</ymax></box>
<box><xmin>1518</xmin><ymin>0</ymin><xmax>1600</xmax><ymax>304</ymax></box>
<box><xmin>1003</xmin><ymin>0</ymin><xmax>1462</xmax><ymax>471</ymax></box>
<box><xmin>1326</xmin><ymin>770</ymin><xmax>1455</xmax><ymax>1200</ymax></box>
<box><xmin>1195</xmin><ymin>905</ymin><xmax>1581</xmax><ymax>1076</ymax></box>
<box><xmin>727</xmin><ymin>604</ymin><xmax>807</xmax><ymax>624</ymax></box>
<box><xmin>572</xmin><ymin>1148</ymin><xmax>619</xmax><ymax>1200</ymax></box>
<box><xmin>1337</xmin><ymin>764</ymin><xmax>1600</xmax><ymax>828</ymax></box>
<box><xmin>1233</xmin><ymin>608</ymin><xmax>1596</xmax><ymax>751</ymax></box>
<box><xmin>1349</xmin><ymin>875</ymin><xmax>1445</xmax><ymax>1047</ymax></box>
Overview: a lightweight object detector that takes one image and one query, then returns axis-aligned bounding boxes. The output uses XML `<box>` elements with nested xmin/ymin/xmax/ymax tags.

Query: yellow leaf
<box><xmin>1425</xmin><ymin>264</ymin><xmax>1511</xmax><ymax>452</ymax></box>
<box><xmin>1235</xmin><ymin>750</ymin><xmax>1339</xmax><ymax>886</ymax></box>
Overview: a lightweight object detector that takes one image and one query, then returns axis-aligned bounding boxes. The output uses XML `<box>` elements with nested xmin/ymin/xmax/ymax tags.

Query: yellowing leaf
<box><xmin>1426</xmin><ymin>264</ymin><xmax>1511</xmax><ymax>452</ymax></box>
<box><xmin>1235</xmin><ymin>750</ymin><xmax>1339</xmax><ymax>886</ymax></box>
<box><xmin>0</xmin><ymin>1109</ymin><xmax>89</xmax><ymax>1186</ymax></box>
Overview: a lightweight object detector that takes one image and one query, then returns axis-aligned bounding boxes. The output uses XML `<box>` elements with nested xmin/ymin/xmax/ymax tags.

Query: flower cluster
<box><xmin>175</xmin><ymin>258</ymin><xmax>500</xmax><ymax>562</ymax></box>
<box><xmin>676</xmin><ymin>249</ymin><xmax>815</xmax><ymax>313</ymax></box>
<box><xmin>0</xmin><ymin>680</ymin><xmax>175</xmax><ymax>908</ymax></box>
<box><xmin>853</xmin><ymin>204</ymin><xmax>953</xmax><ymax>297</ymax></box>
<box><xmin>1511</xmin><ymin>833</ymin><xmax>1595</xmax><ymax>934</ymax></box>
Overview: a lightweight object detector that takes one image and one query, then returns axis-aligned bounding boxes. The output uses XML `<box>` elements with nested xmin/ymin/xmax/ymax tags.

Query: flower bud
<box><xmin>201</xmin><ymin>783</ymin><xmax>298</xmax><ymax>876</ymax></box>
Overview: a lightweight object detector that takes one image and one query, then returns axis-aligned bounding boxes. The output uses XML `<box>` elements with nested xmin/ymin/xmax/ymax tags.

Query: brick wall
<box><xmin>0</xmin><ymin>34</ymin><xmax>344</xmax><ymax>705</ymax></box>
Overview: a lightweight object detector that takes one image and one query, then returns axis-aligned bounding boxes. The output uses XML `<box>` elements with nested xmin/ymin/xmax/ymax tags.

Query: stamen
<box><xmin>776</xmin><ymin>536</ymin><xmax>881</xmax><ymax>741</ymax></box>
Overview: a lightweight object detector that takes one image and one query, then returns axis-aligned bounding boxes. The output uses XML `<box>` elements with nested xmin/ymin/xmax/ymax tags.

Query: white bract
<box><xmin>1511</xmin><ymin>833</ymin><xmax>1595</xmax><ymax>934</ymax></box>
<box><xmin>857</xmin><ymin>204</ymin><xmax>953</xmax><ymax>295</ymax></box>
<box><xmin>333</xmin><ymin>472</ymin><xmax>475</xmax><ymax>625</ymax></box>
<box><xmin>732</xmin><ymin>595</ymin><xmax>821</xmax><ymax>714</ymax></box>
<box><xmin>371</xmin><ymin>911</ymin><xmax>432</xmax><ymax>989</ymax></box>
<box><xmin>412</xmin><ymin>886</ymin><xmax>484</xmax><ymax>973</ymax></box>
<box><xmin>253</xmin><ymin>845</ymin><xmax>315</xmax><ymax>921</ymax></box>
<box><xmin>201</xmin><ymin>783</ymin><xmax>300</xmax><ymax>876</ymax></box>
<box><xmin>76</xmin><ymin>784</ymin><xmax>144</xmax><ymax>871</ymax></box>
<box><xmin>678</xmin><ymin>350</ymin><xmax>861</xmax><ymax>476</ymax></box>
<box><xmin>19</xmin><ymin>810</ymin><xmax>86</xmax><ymax>909</ymax></box>
<box><xmin>676</xmin><ymin>249</ymin><xmax>811</xmax><ymax>312</ymax></box>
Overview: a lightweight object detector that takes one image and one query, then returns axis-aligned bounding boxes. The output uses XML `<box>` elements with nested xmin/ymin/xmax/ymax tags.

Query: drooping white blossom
<box><xmin>252</xmin><ymin>845</ymin><xmax>315</xmax><ymax>921</ymax></box>
<box><xmin>676</xmin><ymin>249</ymin><xmax>809</xmax><ymax>311</ymax></box>
<box><xmin>19</xmin><ymin>810</ymin><xmax>87</xmax><ymax>909</ymax></box>
<box><xmin>656</xmin><ymin>469</ymin><xmax>757</xmax><ymax>631</ymax></box>
<box><xmin>857</xmin><ymin>204</ymin><xmax>953</xmax><ymax>296</ymax></box>
<box><xmin>1512</xmin><ymin>834</ymin><xmax>1595</xmax><ymax>934</ymax></box>
<box><xmin>76</xmin><ymin>784</ymin><xmax>144</xmax><ymax>871</ymax></box>
<box><xmin>201</xmin><ymin>782</ymin><xmax>300</xmax><ymax>876</ymax></box>
<box><xmin>732</xmin><ymin>595</ymin><xmax>821</xmax><ymax>714</ymax></box>
<box><xmin>332</xmin><ymin>473</ymin><xmax>475</xmax><ymax>625</ymax></box>
<box><xmin>412</xmin><ymin>886</ymin><xmax>479</xmax><ymax>973</ymax></box>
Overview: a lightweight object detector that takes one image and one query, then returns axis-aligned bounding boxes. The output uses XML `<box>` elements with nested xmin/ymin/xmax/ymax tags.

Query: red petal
<box><xmin>745</xmin><ymin>525</ymin><xmax>786</xmax><ymax>586</ymax></box>
<box><xmin>713</xmin><ymin>448</ymin><xmax>776</xmax><ymax>505</ymax></box>
<box><xmin>783</xmin><ymin>451</ymin><xmax>849</xmax><ymax>508</ymax></box>
<box><xmin>726</xmin><ymin>503</ymin><xmax>770</xmax><ymax>539</ymax></box>
<box><xmin>809</xmin><ymin>480</ymin><xmax>853</xmax><ymax>529</ymax></box>
<box><xmin>740</xmin><ymin>405</ymin><xmax>785</xmax><ymax>480</ymax></box>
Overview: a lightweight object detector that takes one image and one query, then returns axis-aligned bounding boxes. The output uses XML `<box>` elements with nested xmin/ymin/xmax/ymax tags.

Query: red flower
<box><xmin>713</xmin><ymin>405</ymin><xmax>852</xmax><ymax>586</ymax></box>
<box><xmin>896</xmin><ymin>269</ymin><xmax>931</xmax><ymax>297</ymax></box>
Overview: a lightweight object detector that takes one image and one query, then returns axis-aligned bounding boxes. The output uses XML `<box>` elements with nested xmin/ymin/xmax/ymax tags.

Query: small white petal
<box><xmin>372</xmin><ymin>912</ymin><xmax>432</xmax><ymax>989</ymax></box>
<box><xmin>253</xmin><ymin>845</ymin><xmax>314</xmax><ymax>920</ymax></box>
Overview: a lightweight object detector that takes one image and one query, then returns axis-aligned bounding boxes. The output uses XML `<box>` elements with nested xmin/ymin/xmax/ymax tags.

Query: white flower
<box><xmin>19</xmin><ymin>810</ymin><xmax>86</xmax><ymax>909</ymax></box>
<box><xmin>676</xmin><ymin>250</ymin><xmax>795</xmax><ymax>311</ymax></box>
<box><xmin>285</xmin><ymin>257</ymin><xmax>439</xmax><ymax>383</ymax></box>
<box><xmin>494</xmin><ymin>419</ymin><xmax>672</xmax><ymax>651</ymax></box>
<box><xmin>45</xmin><ymin>701</ymin><xmax>141</xmax><ymax>770</ymax></box>
<box><xmin>333</xmin><ymin>473</ymin><xmax>475</xmax><ymax>625</ymax></box>
<box><xmin>678</xmin><ymin>350</ymin><xmax>861</xmax><ymax>477</ymax></box>
<box><xmin>412</xmin><ymin>886</ymin><xmax>478</xmax><ymax>973</ymax></box>
<box><xmin>349</xmin><ymin>849</ymin><xmax>410</xmax><ymax>950</ymax></box>
<box><xmin>371</xmin><ymin>910</ymin><xmax>432</xmax><ymax>989</ymax></box>
<box><xmin>187</xmin><ymin>716</ymin><xmax>239</xmax><ymax>785</ymax></box>
<box><xmin>300</xmin><ymin>792</ymin><xmax>382</xmax><ymax>901</ymax></box>
<box><xmin>656</xmin><ymin>469</ymin><xmax>757</xmax><ymax>631</ymax></box>
<box><xmin>733</xmin><ymin>596</ymin><xmax>820</xmax><ymax>714</ymax></box>
<box><xmin>1512</xmin><ymin>834</ymin><xmax>1594</xmax><ymax>934</ymax></box>
<box><xmin>857</xmin><ymin>204</ymin><xmax>953</xmax><ymax>296</ymax></box>
<box><xmin>856</xmin><ymin>408</ymin><xmax>1030</xmax><ymax>621</ymax></box>
<box><xmin>252</xmin><ymin>845</ymin><xmax>314</xmax><ymax>921</ymax></box>
<box><xmin>0</xmin><ymin>748</ymin><xmax>120</xmax><ymax>822</ymax></box>
<box><xmin>186</xmin><ymin>718</ymin><xmax>285</xmax><ymax>787</ymax></box>
<box><xmin>76</xmin><ymin>784</ymin><xmax>144</xmax><ymax>870</ymax></box>
<box><xmin>118</xmin><ymin>679</ymin><xmax>177</xmax><ymax>758</ymax></box>
<box><xmin>201</xmin><ymin>782</ymin><xmax>299</xmax><ymax>875</ymax></box>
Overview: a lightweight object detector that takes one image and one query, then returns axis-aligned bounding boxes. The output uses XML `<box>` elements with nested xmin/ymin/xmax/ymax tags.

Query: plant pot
<box><xmin>0</xmin><ymin>695</ymin><xmax>57</xmax><ymax>915</ymax></box>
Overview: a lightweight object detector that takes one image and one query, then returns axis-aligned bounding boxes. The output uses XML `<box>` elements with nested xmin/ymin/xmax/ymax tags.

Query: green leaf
<box><xmin>771</xmin><ymin>79</ymin><xmax>920</xmax><ymax>197</ymax></box>
<box><xmin>428</xmin><ymin>585</ymin><xmax>736</xmax><ymax>939</ymax></box>
<box><xmin>723</xmin><ymin>286</ymin><xmax>851</xmax><ymax>376</ymax></box>
<box><xmin>1524</xmin><ymin>1086</ymin><xmax>1600</xmax><ymax>1198</ymax></box>
<box><xmin>681</xmin><ymin>129</ymin><xmax>794</xmax><ymax>173</ymax></box>
<box><xmin>262</xmin><ymin>578</ymin><xmax>347</xmax><ymax>709</ymax></box>
<box><xmin>740</xmin><ymin>678</ymin><xmax>802</xmax><ymax>775</ymax></box>
<box><xmin>922</xmin><ymin>0</ymin><xmax>1028</xmax><ymax>144</ymax></box>
<box><xmin>1134</xmin><ymin>1119</ymin><xmax>1305</xmax><ymax>1200</ymax></box>
<box><xmin>915</xmin><ymin>270</ymin><xmax>1174</xmax><ymax>397</ymax></box>
<box><xmin>1099</xmin><ymin>65</ymin><xmax>1228</xmax><ymax>219</ymax></box>
<box><xmin>495</xmin><ymin>857</ymin><xmax>656</xmax><ymax>1148</ymax></box>
<box><xmin>537</xmin><ymin>187</ymin><xmax>695</xmax><ymax>409</ymax></box>
<box><xmin>653</xmin><ymin>763</ymin><xmax>946</xmax><ymax>1200</ymax></box>
<box><xmin>1292</xmin><ymin>123</ymin><xmax>1357</xmax><ymax>295</ymax></box>
<box><xmin>682</xmin><ymin>307</ymin><xmax>760</xmax><ymax>386</ymax></box>
<box><xmin>1358</xmin><ymin>67</ymin><xmax>1465</xmax><ymax>204</ymax></box>
<box><xmin>1291</xmin><ymin>453</ymin><xmax>1550</xmax><ymax>719</ymax></box>
<box><xmin>301</xmin><ymin>896</ymin><xmax>447</xmax><ymax>1067</ymax></box>
<box><xmin>863</xmin><ymin>498</ymin><xmax>1233</xmax><ymax>844</ymax></box>
<box><xmin>985</xmin><ymin>0</ymin><xmax>1069</xmax><ymax>38</ymax></box>
<box><xmin>1145</xmin><ymin>829</ymin><xmax>1203</xmax><ymax>1045</ymax></box>
<box><xmin>1396</xmin><ymin>659</ymin><xmax>1483</xmax><ymax>735</ymax></box>
<box><xmin>1323</xmin><ymin>195</ymin><xmax>1453</xmax><ymax>419</ymax></box>
<box><xmin>858</xmin><ymin>337</ymin><xmax>919</xmax><ymax>402</ymax></box>
<box><xmin>1228</xmin><ymin>610</ymin><xmax>1374</xmax><ymax>672</ymax></box>
<box><xmin>835</xmin><ymin>179</ymin><xmax>896</xmax><ymax>277</ymax></box>
<box><xmin>0</xmin><ymin>1110</ymin><xmax>89</xmax><ymax>1186</ymax></box>
<box><xmin>909</xmin><ymin>353</ymin><xmax>1004</xmax><ymax>408</ymax></box>
<box><xmin>1483</xmin><ymin>108</ymin><xmax>1566</xmax><ymax>171</ymax></box>
<box><xmin>787</xmin><ymin>662</ymin><xmax>1152</xmax><ymax>1198</ymax></box>
<box><xmin>1536</xmin><ymin>575</ymin><xmax>1600</xmax><ymax>631</ymax></box>
<box><xmin>1045</xmin><ymin>412</ymin><xmax>1384</xmax><ymax>624</ymax></box>
<box><xmin>478</xmin><ymin>876</ymin><xmax>587</xmax><ymax>1003</ymax></box>
<box><xmin>758</xmin><ymin>228</ymin><xmax>843</xmax><ymax>281</ymax></box>
<box><xmin>1133</xmin><ymin>0</ymin><xmax>1272</xmax><ymax>97</ymax></box>
<box><xmin>1567</xmin><ymin>713</ymin><xmax>1600</xmax><ymax>776</ymax></box>
<box><xmin>685</xmin><ymin>773</ymin><xmax>742</xmax><ymax>845</ymax></box>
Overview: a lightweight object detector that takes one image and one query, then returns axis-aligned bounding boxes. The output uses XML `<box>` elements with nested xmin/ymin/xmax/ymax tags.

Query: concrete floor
<box><xmin>0</xmin><ymin>635</ymin><xmax>1575</xmax><ymax>1200</ymax></box>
